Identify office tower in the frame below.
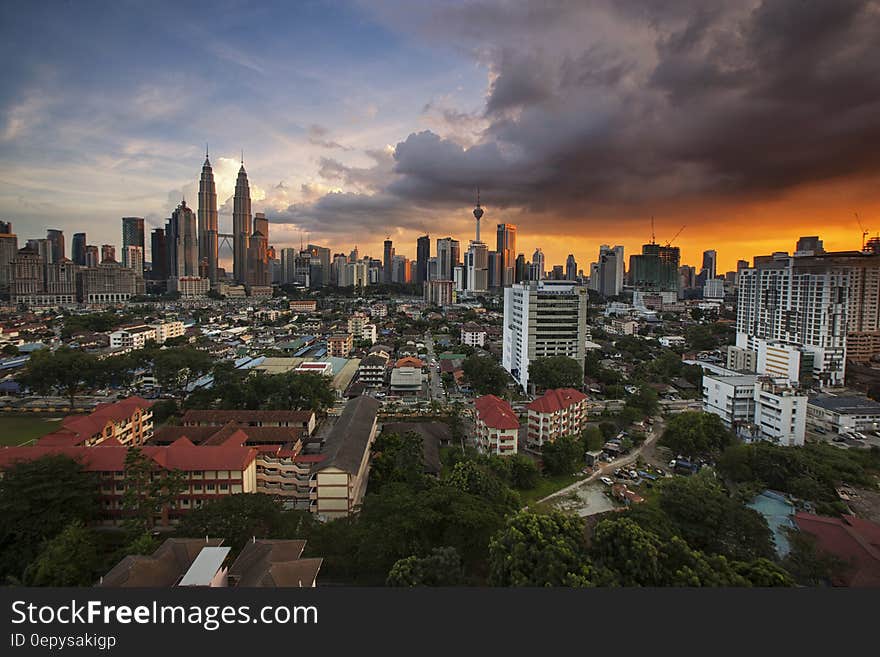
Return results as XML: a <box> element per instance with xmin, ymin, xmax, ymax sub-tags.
<box><xmin>71</xmin><ymin>233</ymin><xmax>86</xmax><ymax>266</ymax></box>
<box><xmin>551</xmin><ymin>265</ymin><xmax>564</xmax><ymax>280</ymax></box>
<box><xmin>416</xmin><ymin>234</ymin><xmax>430</xmax><ymax>285</ymax></box>
<box><xmin>11</xmin><ymin>246</ymin><xmax>44</xmax><ymax>303</ymax></box>
<box><xmin>198</xmin><ymin>148</ymin><xmax>219</xmax><ymax>283</ymax></box>
<box><xmin>427</xmin><ymin>256</ymin><xmax>439</xmax><ymax>281</ymax></box>
<box><xmin>0</xmin><ymin>222</ymin><xmax>17</xmax><ymax>294</ymax></box>
<box><xmin>247</xmin><ymin>212</ymin><xmax>269</xmax><ymax>288</ymax></box>
<box><xmin>704</xmin><ymin>278</ymin><xmax>724</xmax><ymax>299</ymax></box>
<box><xmin>46</xmin><ymin>229</ymin><xmax>65</xmax><ymax>263</ymax></box>
<box><xmin>530</xmin><ymin>248</ymin><xmax>545</xmax><ymax>281</ymax></box>
<box><xmin>85</xmin><ymin>245</ymin><xmax>99</xmax><ymax>268</ymax></box>
<box><xmin>488</xmin><ymin>250</ymin><xmax>502</xmax><ymax>289</ymax></box>
<box><xmin>280</xmin><ymin>248</ymin><xmax>296</xmax><ymax>285</ymax></box>
<box><xmin>796</xmin><ymin>236</ymin><xmax>824</xmax><ymax>255</ymax></box>
<box><xmin>383</xmin><ymin>239</ymin><xmax>394</xmax><ymax>284</ymax></box>
<box><xmin>565</xmin><ymin>254</ymin><xmax>577</xmax><ymax>281</ymax></box>
<box><xmin>679</xmin><ymin>265</ymin><xmax>696</xmax><ymax>296</ymax></box>
<box><xmin>424</xmin><ymin>279</ymin><xmax>454</xmax><ymax>307</ymax></box>
<box><xmin>629</xmin><ymin>243</ymin><xmax>680</xmax><ymax>302</ymax></box>
<box><xmin>515</xmin><ymin>253</ymin><xmax>527</xmax><ymax>283</ymax></box>
<box><xmin>122</xmin><ymin>245</ymin><xmax>144</xmax><ymax>277</ymax></box>
<box><xmin>77</xmin><ymin>260</ymin><xmax>145</xmax><ymax>304</ymax></box>
<box><xmin>167</xmin><ymin>200</ymin><xmax>198</xmax><ymax>278</ymax></box>
<box><xmin>390</xmin><ymin>255</ymin><xmax>410</xmax><ymax>284</ymax></box>
<box><xmin>150</xmin><ymin>229</ymin><xmax>167</xmax><ymax>281</ymax></box>
<box><xmin>496</xmin><ymin>223</ymin><xmax>516</xmax><ymax>286</ymax></box>
<box><xmin>122</xmin><ymin>217</ymin><xmax>145</xmax><ymax>253</ymax></box>
<box><xmin>436</xmin><ymin>237</ymin><xmax>460</xmax><ymax>281</ymax></box>
<box><xmin>232</xmin><ymin>158</ymin><xmax>252</xmax><ymax>283</ymax></box>
<box><xmin>701</xmin><ymin>250</ymin><xmax>717</xmax><ymax>280</ymax></box>
<box><xmin>598</xmin><ymin>245</ymin><xmax>624</xmax><ymax>297</ymax></box>
<box><xmin>588</xmin><ymin>262</ymin><xmax>600</xmax><ymax>291</ymax></box>
<box><xmin>502</xmin><ymin>280</ymin><xmax>589</xmax><ymax>391</ymax></box>
<box><xmin>737</xmin><ymin>252</ymin><xmax>852</xmax><ymax>387</ymax></box>
<box><xmin>101</xmin><ymin>244</ymin><xmax>116</xmax><ymax>263</ymax></box>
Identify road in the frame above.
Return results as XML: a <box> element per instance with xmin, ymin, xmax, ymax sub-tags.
<box><xmin>423</xmin><ymin>330</ymin><xmax>445</xmax><ymax>401</ymax></box>
<box><xmin>531</xmin><ymin>416</ymin><xmax>666</xmax><ymax>507</ymax></box>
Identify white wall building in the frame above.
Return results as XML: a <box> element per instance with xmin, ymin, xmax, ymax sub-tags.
<box><xmin>474</xmin><ymin>394</ymin><xmax>519</xmax><ymax>456</ymax></box>
<box><xmin>460</xmin><ymin>323</ymin><xmax>487</xmax><ymax>347</ymax></box>
<box><xmin>502</xmin><ymin>280</ymin><xmax>589</xmax><ymax>391</ymax></box>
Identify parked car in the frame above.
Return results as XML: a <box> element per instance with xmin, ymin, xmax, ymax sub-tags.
<box><xmin>600</xmin><ymin>476</ymin><xmax>614</xmax><ymax>486</ymax></box>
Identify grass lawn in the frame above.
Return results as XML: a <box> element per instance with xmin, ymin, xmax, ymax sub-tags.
<box><xmin>520</xmin><ymin>472</ymin><xmax>586</xmax><ymax>506</ymax></box>
<box><xmin>0</xmin><ymin>414</ymin><xmax>64</xmax><ymax>446</ymax></box>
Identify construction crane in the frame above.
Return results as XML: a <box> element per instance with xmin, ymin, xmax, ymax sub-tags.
<box><xmin>650</xmin><ymin>216</ymin><xmax>656</xmax><ymax>244</ymax></box>
<box><xmin>666</xmin><ymin>225</ymin><xmax>686</xmax><ymax>247</ymax></box>
<box><xmin>856</xmin><ymin>213</ymin><xmax>869</xmax><ymax>251</ymax></box>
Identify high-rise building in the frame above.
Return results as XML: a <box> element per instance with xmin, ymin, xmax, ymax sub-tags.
<box><xmin>383</xmin><ymin>239</ymin><xmax>394</xmax><ymax>284</ymax></box>
<box><xmin>246</xmin><ymin>212</ymin><xmax>270</xmax><ymax>289</ymax></box>
<box><xmin>502</xmin><ymin>280</ymin><xmax>589</xmax><ymax>391</ymax></box>
<box><xmin>122</xmin><ymin>245</ymin><xmax>144</xmax><ymax>277</ymax></box>
<box><xmin>530</xmin><ymin>248</ymin><xmax>545</xmax><ymax>281</ymax></box>
<box><xmin>46</xmin><ymin>229</ymin><xmax>65</xmax><ymax>263</ymax></box>
<box><xmin>465</xmin><ymin>196</ymin><xmax>489</xmax><ymax>296</ymax></box>
<box><xmin>416</xmin><ymin>234</ymin><xmax>430</xmax><ymax>285</ymax></box>
<box><xmin>150</xmin><ymin>229</ymin><xmax>167</xmax><ymax>281</ymax></box>
<box><xmin>0</xmin><ymin>222</ymin><xmax>18</xmax><ymax>294</ymax></box>
<box><xmin>598</xmin><ymin>245</ymin><xmax>624</xmax><ymax>297</ymax></box>
<box><xmin>796</xmin><ymin>236</ymin><xmax>824</xmax><ymax>256</ymax></box>
<box><xmin>488</xmin><ymin>250</ymin><xmax>502</xmax><ymax>289</ymax></box>
<box><xmin>121</xmin><ymin>217</ymin><xmax>145</xmax><ymax>256</ymax></box>
<box><xmin>496</xmin><ymin>223</ymin><xmax>516</xmax><ymax>287</ymax></box>
<box><xmin>198</xmin><ymin>148</ymin><xmax>219</xmax><ymax>283</ymax></box>
<box><xmin>167</xmin><ymin>200</ymin><xmax>198</xmax><ymax>278</ymax></box>
<box><xmin>232</xmin><ymin>158</ymin><xmax>252</xmax><ymax>283</ymax></box>
<box><xmin>515</xmin><ymin>253</ymin><xmax>527</xmax><ymax>283</ymax></box>
<box><xmin>85</xmin><ymin>245</ymin><xmax>99</xmax><ymax>268</ymax></box>
<box><xmin>701</xmin><ymin>250</ymin><xmax>717</xmax><ymax>280</ymax></box>
<box><xmin>565</xmin><ymin>254</ymin><xmax>577</xmax><ymax>281</ymax></box>
<box><xmin>306</xmin><ymin>244</ymin><xmax>330</xmax><ymax>288</ymax></box>
<box><xmin>737</xmin><ymin>252</ymin><xmax>850</xmax><ymax>387</ymax></box>
<box><xmin>629</xmin><ymin>243</ymin><xmax>680</xmax><ymax>297</ymax></box>
<box><xmin>436</xmin><ymin>237</ymin><xmax>460</xmax><ymax>281</ymax></box>
<box><xmin>101</xmin><ymin>244</ymin><xmax>116</xmax><ymax>263</ymax></box>
<box><xmin>71</xmin><ymin>233</ymin><xmax>86</xmax><ymax>267</ymax></box>
<box><xmin>77</xmin><ymin>260</ymin><xmax>145</xmax><ymax>304</ymax></box>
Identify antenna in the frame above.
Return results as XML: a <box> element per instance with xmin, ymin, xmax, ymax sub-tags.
<box><xmin>650</xmin><ymin>216</ymin><xmax>656</xmax><ymax>244</ymax></box>
<box><xmin>856</xmin><ymin>212</ymin><xmax>868</xmax><ymax>251</ymax></box>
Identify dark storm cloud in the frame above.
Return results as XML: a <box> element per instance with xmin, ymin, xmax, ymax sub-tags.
<box><xmin>287</xmin><ymin>0</ymin><xmax>880</xmax><ymax>234</ymax></box>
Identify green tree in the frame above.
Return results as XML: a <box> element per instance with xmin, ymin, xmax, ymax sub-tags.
<box><xmin>659</xmin><ymin>411</ymin><xmax>733</xmax><ymax>458</ymax></box>
<box><xmin>528</xmin><ymin>356</ymin><xmax>584</xmax><ymax>391</ymax></box>
<box><xmin>370</xmin><ymin>431</ymin><xmax>428</xmax><ymax>492</ymax></box>
<box><xmin>177</xmin><ymin>493</ymin><xmax>314</xmax><ymax>552</ymax></box>
<box><xmin>386</xmin><ymin>547</ymin><xmax>464</xmax><ymax>586</ymax></box>
<box><xmin>488</xmin><ymin>511</ymin><xmax>593</xmax><ymax>586</ymax></box>
<box><xmin>509</xmin><ymin>454</ymin><xmax>540</xmax><ymax>490</ymax></box>
<box><xmin>19</xmin><ymin>347</ymin><xmax>100</xmax><ymax>408</ymax></box>
<box><xmin>120</xmin><ymin>447</ymin><xmax>186</xmax><ymax>535</ymax></box>
<box><xmin>582</xmin><ymin>426</ymin><xmax>604</xmax><ymax>451</ymax></box>
<box><xmin>462</xmin><ymin>355</ymin><xmax>509</xmax><ymax>396</ymax></box>
<box><xmin>540</xmin><ymin>434</ymin><xmax>583</xmax><ymax>475</ymax></box>
<box><xmin>0</xmin><ymin>455</ymin><xmax>96</xmax><ymax>581</ymax></box>
<box><xmin>150</xmin><ymin>346</ymin><xmax>213</xmax><ymax>397</ymax></box>
<box><xmin>25</xmin><ymin>521</ymin><xmax>100</xmax><ymax>587</ymax></box>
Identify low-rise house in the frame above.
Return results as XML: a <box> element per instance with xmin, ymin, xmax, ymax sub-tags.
<box><xmin>527</xmin><ymin>388</ymin><xmax>588</xmax><ymax>448</ymax></box>
<box><xmin>474</xmin><ymin>394</ymin><xmax>519</xmax><ymax>455</ymax></box>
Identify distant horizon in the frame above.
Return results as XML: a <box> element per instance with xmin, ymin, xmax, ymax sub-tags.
<box><xmin>2</xmin><ymin>1</ymin><xmax>878</xmax><ymax>273</ymax></box>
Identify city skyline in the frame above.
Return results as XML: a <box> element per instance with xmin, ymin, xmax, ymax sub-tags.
<box><xmin>2</xmin><ymin>1</ymin><xmax>880</xmax><ymax>273</ymax></box>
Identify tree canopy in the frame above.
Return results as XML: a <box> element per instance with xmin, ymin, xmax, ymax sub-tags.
<box><xmin>462</xmin><ymin>354</ymin><xmax>509</xmax><ymax>396</ymax></box>
<box><xmin>528</xmin><ymin>356</ymin><xmax>584</xmax><ymax>391</ymax></box>
<box><xmin>659</xmin><ymin>411</ymin><xmax>733</xmax><ymax>458</ymax></box>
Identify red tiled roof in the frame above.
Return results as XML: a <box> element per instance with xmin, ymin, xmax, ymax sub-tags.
<box><xmin>474</xmin><ymin>395</ymin><xmax>519</xmax><ymax>430</ymax></box>
<box><xmin>38</xmin><ymin>397</ymin><xmax>154</xmax><ymax>447</ymax></box>
<box><xmin>395</xmin><ymin>356</ymin><xmax>423</xmax><ymax>368</ymax></box>
<box><xmin>527</xmin><ymin>388</ymin><xmax>588</xmax><ymax>414</ymax></box>
<box><xmin>794</xmin><ymin>512</ymin><xmax>880</xmax><ymax>587</ymax></box>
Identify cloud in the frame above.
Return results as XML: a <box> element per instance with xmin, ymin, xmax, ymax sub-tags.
<box><xmin>307</xmin><ymin>124</ymin><xmax>353</xmax><ymax>151</ymax></box>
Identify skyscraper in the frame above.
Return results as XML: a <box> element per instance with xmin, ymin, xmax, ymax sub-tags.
<box><xmin>123</xmin><ymin>245</ymin><xmax>144</xmax><ymax>277</ymax></box>
<box><xmin>167</xmin><ymin>200</ymin><xmax>198</xmax><ymax>278</ymax></box>
<box><xmin>465</xmin><ymin>193</ymin><xmax>489</xmax><ymax>294</ymax></box>
<box><xmin>0</xmin><ymin>222</ymin><xmax>17</xmax><ymax>294</ymax></box>
<box><xmin>46</xmin><ymin>229</ymin><xmax>64</xmax><ymax>263</ymax></box>
<box><xmin>150</xmin><ymin>229</ymin><xmax>167</xmax><ymax>280</ymax></box>
<box><xmin>101</xmin><ymin>244</ymin><xmax>116</xmax><ymax>263</ymax></box>
<box><xmin>198</xmin><ymin>148</ymin><xmax>219</xmax><ymax>283</ymax></box>
<box><xmin>85</xmin><ymin>245</ymin><xmax>99</xmax><ymax>268</ymax></box>
<box><xmin>436</xmin><ymin>237</ymin><xmax>460</xmax><ymax>281</ymax></box>
<box><xmin>629</xmin><ymin>243</ymin><xmax>680</xmax><ymax>299</ymax></box>
<box><xmin>496</xmin><ymin>223</ymin><xmax>516</xmax><ymax>287</ymax></box>
<box><xmin>383</xmin><ymin>239</ymin><xmax>394</xmax><ymax>284</ymax></box>
<box><xmin>307</xmin><ymin>244</ymin><xmax>330</xmax><ymax>287</ymax></box>
<box><xmin>232</xmin><ymin>157</ymin><xmax>252</xmax><ymax>283</ymax></box>
<box><xmin>530</xmin><ymin>248</ymin><xmax>545</xmax><ymax>281</ymax></box>
<box><xmin>247</xmin><ymin>212</ymin><xmax>270</xmax><ymax>288</ymax></box>
<box><xmin>122</xmin><ymin>217</ymin><xmax>145</xmax><ymax>254</ymax></box>
<box><xmin>565</xmin><ymin>254</ymin><xmax>577</xmax><ymax>281</ymax></box>
<box><xmin>416</xmin><ymin>234</ymin><xmax>430</xmax><ymax>285</ymax></box>
<box><xmin>71</xmin><ymin>233</ymin><xmax>86</xmax><ymax>267</ymax></box>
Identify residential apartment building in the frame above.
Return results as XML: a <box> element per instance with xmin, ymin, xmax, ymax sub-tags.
<box><xmin>502</xmin><ymin>280</ymin><xmax>589</xmax><ymax>391</ymax></box>
<box><xmin>358</xmin><ymin>353</ymin><xmax>389</xmax><ymax>388</ymax></box>
<box><xmin>77</xmin><ymin>260</ymin><xmax>145</xmax><ymax>304</ymax></box>
<box><xmin>526</xmin><ymin>388</ymin><xmax>588</xmax><ymax>448</ymax></box>
<box><xmin>424</xmin><ymin>279</ymin><xmax>454</xmax><ymax>307</ymax></box>
<box><xmin>109</xmin><ymin>325</ymin><xmax>156</xmax><ymax>350</ymax></box>
<box><xmin>327</xmin><ymin>333</ymin><xmax>353</xmax><ymax>358</ymax></box>
<box><xmin>460</xmin><ymin>322</ymin><xmax>487</xmax><ymax>347</ymax></box>
<box><xmin>474</xmin><ymin>394</ymin><xmax>519</xmax><ymax>455</ymax></box>
<box><xmin>38</xmin><ymin>396</ymin><xmax>155</xmax><ymax>447</ymax></box>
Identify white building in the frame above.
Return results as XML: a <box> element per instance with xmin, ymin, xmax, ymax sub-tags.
<box><xmin>460</xmin><ymin>323</ymin><xmax>486</xmax><ymax>347</ymax></box>
<box><xmin>151</xmin><ymin>320</ymin><xmax>185</xmax><ymax>344</ymax></box>
<box><xmin>169</xmin><ymin>276</ymin><xmax>210</xmax><ymax>298</ymax></box>
<box><xmin>702</xmin><ymin>373</ymin><xmax>806</xmax><ymax>446</ymax></box>
<box><xmin>474</xmin><ymin>394</ymin><xmax>519</xmax><ymax>455</ymax></box>
<box><xmin>526</xmin><ymin>388</ymin><xmax>588</xmax><ymax>448</ymax></box>
<box><xmin>737</xmin><ymin>253</ymin><xmax>849</xmax><ymax>387</ymax></box>
<box><xmin>502</xmin><ymin>280</ymin><xmax>588</xmax><ymax>391</ymax></box>
<box><xmin>756</xmin><ymin>340</ymin><xmax>812</xmax><ymax>385</ymax></box>
<box><xmin>704</xmin><ymin>278</ymin><xmax>724</xmax><ymax>299</ymax></box>
<box><xmin>109</xmin><ymin>325</ymin><xmax>157</xmax><ymax>349</ymax></box>
<box><xmin>658</xmin><ymin>336</ymin><xmax>686</xmax><ymax>348</ymax></box>
<box><xmin>807</xmin><ymin>394</ymin><xmax>880</xmax><ymax>435</ymax></box>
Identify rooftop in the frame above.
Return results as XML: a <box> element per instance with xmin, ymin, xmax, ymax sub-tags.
<box><xmin>475</xmin><ymin>394</ymin><xmax>519</xmax><ymax>430</ymax></box>
<box><xmin>808</xmin><ymin>394</ymin><xmax>880</xmax><ymax>414</ymax></box>
<box><xmin>528</xmin><ymin>388</ymin><xmax>588</xmax><ymax>413</ymax></box>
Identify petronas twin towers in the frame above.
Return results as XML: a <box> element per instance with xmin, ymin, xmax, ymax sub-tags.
<box><xmin>196</xmin><ymin>148</ymin><xmax>263</xmax><ymax>286</ymax></box>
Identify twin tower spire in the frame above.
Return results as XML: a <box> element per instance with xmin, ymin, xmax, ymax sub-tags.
<box><xmin>197</xmin><ymin>146</ymin><xmax>251</xmax><ymax>284</ymax></box>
